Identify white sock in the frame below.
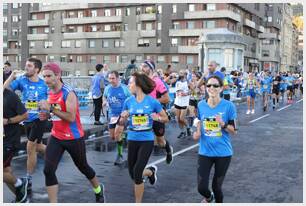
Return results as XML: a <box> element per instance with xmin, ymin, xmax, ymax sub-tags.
<box><xmin>14</xmin><ymin>178</ymin><xmax>22</xmax><ymax>187</ymax></box>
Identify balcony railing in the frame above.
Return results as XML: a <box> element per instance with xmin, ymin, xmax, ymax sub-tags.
<box><xmin>63</xmin><ymin>31</ymin><xmax>121</xmax><ymax>39</ymax></box>
<box><xmin>27</xmin><ymin>19</ymin><xmax>49</xmax><ymax>27</ymax></box>
<box><xmin>27</xmin><ymin>34</ymin><xmax>48</xmax><ymax>40</ymax></box>
<box><xmin>184</xmin><ymin>10</ymin><xmax>241</xmax><ymax>22</ymax></box>
<box><xmin>63</xmin><ymin>16</ymin><xmax>122</xmax><ymax>25</ymax></box>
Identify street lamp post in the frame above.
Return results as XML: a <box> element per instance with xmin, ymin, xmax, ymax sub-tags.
<box><xmin>201</xmin><ymin>43</ymin><xmax>204</xmax><ymax>73</ymax></box>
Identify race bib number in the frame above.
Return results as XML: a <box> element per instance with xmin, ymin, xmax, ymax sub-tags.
<box><xmin>25</xmin><ymin>101</ymin><xmax>38</xmax><ymax>111</ymax></box>
<box><xmin>110</xmin><ymin>116</ymin><xmax>119</xmax><ymax>124</ymax></box>
<box><xmin>132</xmin><ymin>115</ymin><xmax>149</xmax><ymax>127</ymax></box>
<box><xmin>203</xmin><ymin>119</ymin><xmax>222</xmax><ymax>137</ymax></box>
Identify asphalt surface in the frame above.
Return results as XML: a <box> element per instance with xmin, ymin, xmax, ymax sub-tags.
<box><xmin>3</xmin><ymin>95</ymin><xmax>303</xmax><ymax>203</ymax></box>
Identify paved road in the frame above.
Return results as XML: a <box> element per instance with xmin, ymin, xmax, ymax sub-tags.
<box><xmin>4</xmin><ymin>96</ymin><xmax>303</xmax><ymax>203</ymax></box>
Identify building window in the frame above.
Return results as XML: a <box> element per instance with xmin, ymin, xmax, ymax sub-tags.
<box><xmin>187</xmin><ymin>21</ymin><xmax>195</xmax><ymax>29</ymax></box>
<box><xmin>136</xmin><ymin>7</ymin><xmax>141</xmax><ymax>15</ymax></box>
<box><xmin>104</xmin><ymin>25</ymin><xmax>111</xmax><ymax>31</ymax></box>
<box><xmin>157</xmin><ymin>22</ymin><xmax>162</xmax><ymax>30</ymax></box>
<box><xmin>262</xmin><ymin>50</ymin><xmax>269</xmax><ymax>57</ymax></box>
<box><xmin>136</xmin><ymin>55</ymin><xmax>143</xmax><ymax>62</ymax></box>
<box><xmin>12</xmin><ymin>3</ymin><xmax>19</xmax><ymax>8</ymax></box>
<box><xmin>78</xmin><ymin>11</ymin><xmax>83</xmax><ymax>18</ymax></box>
<box><xmin>172</xmin><ymin>56</ymin><xmax>179</xmax><ymax>63</ymax></box>
<box><xmin>45</xmin><ymin>13</ymin><xmax>50</xmax><ymax>20</ymax></box>
<box><xmin>89</xmin><ymin>40</ymin><xmax>96</xmax><ymax>48</ymax></box>
<box><xmin>102</xmin><ymin>40</ymin><xmax>109</xmax><ymax>48</ymax></box>
<box><xmin>145</xmin><ymin>6</ymin><xmax>154</xmax><ymax>14</ymax></box>
<box><xmin>44</xmin><ymin>41</ymin><xmax>53</xmax><ymax>48</ymax></box>
<box><xmin>138</xmin><ymin>39</ymin><xmax>150</xmax><ymax>47</ymax></box>
<box><xmin>188</xmin><ymin>4</ymin><xmax>195</xmax><ymax>12</ymax></box>
<box><xmin>90</xmin><ymin>56</ymin><xmax>96</xmax><ymax>64</ymax></box>
<box><xmin>4</xmin><ymin>16</ymin><xmax>8</xmax><ymax>23</ymax></box>
<box><xmin>120</xmin><ymin>40</ymin><xmax>125</xmax><ymax>47</ymax></box>
<box><xmin>158</xmin><ymin>5</ymin><xmax>162</xmax><ymax>14</ymax></box>
<box><xmin>121</xmin><ymin>55</ymin><xmax>128</xmax><ymax>63</ymax></box>
<box><xmin>204</xmin><ymin>20</ymin><xmax>215</xmax><ymax>29</ymax></box>
<box><xmin>91</xmin><ymin>25</ymin><xmax>97</xmax><ymax>32</ymax></box>
<box><xmin>44</xmin><ymin>27</ymin><xmax>50</xmax><ymax>33</ymax></box>
<box><xmin>124</xmin><ymin>24</ymin><xmax>128</xmax><ymax>31</ymax></box>
<box><xmin>172</xmin><ymin>4</ymin><xmax>177</xmax><ymax>13</ymax></box>
<box><xmin>4</xmin><ymin>3</ymin><xmax>8</xmax><ymax>9</ymax></box>
<box><xmin>31</xmin><ymin>28</ymin><xmax>37</xmax><ymax>34</ymax></box>
<box><xmin>12</xmin><ymin>16</ymin><xmax>19</xmax><ymax>22</ymax></box>
<box><xmin>207</xmin><ymin>4</ymin><xmax>216</xmax><ymax>11</ymax></box>
<box><xmin>75</xmin><ymin>40</ymin><xmax>81</xmax><ymax>48</ymax></box>
<box><xmin>116</xmin><ymin>8</ymin><xmax>122</xmax><ymax>16</ymax></box>
<box><xmin>51</xmin><ymin>27</ymin><xmax>55</xmax><ymax>33</ymax></box>
<box><xmin>31</xmin><ymin>14</ymin><xmax>37</xmax><ymax>20</ymax></box>
<box><xmin>49</xmin><ymin>55</ymin><xmax>55</xmax><ymax>62</ymax></box>
<box><xmin>171</xmin><ymin>38</ymin><xmax>178</xmax><ymax>46</ymax></box>
<box><xmin>3</xmin><ymin>42</ymin><xmax>8</xmax><ymax>48</ymax></box>
<box><xmin>224</xmin><ymin>49</ymin><xmax>233</xmax><ymax>68</ymax></box>
<box><xmin>146</xmin><ymin>23</ymin><xmax>152</xmax><ymax>30</ymax></box>
<box><xmin>126</xmin><ymin>8</ymin><xmax>130</xmax><ymax>16</ymax></box>
<box><xmin>76</xmin><ymin>56</ymin><xmax>82</xmax><ymax>62</ymax></box>
<box><xmin>60</xmin><ymin>56</ymin><xmax>67</xmax><ymax>62</ymax></box>
<box><xmin>29</xmin><ymin>41</ymin><xmax>35</xmax><ymax>48</ymax></box>
<box><xmin>173</xmin><ymin>22</ymin><xmax>180</xmax><ymax>29</ymax></box>
<box><xmin>104</xmin><ymin>9</ymin><xmax>111</xmax><ymax>17</ymax></box>
<box><xmin>12</xmin><ymin>29</ymin><xmax>18</xmax><ymax>36</ymax></box>
<box><xmin>61</xmin><ymin>40</ymin><xmax>71</xmax><ymax>48</ymax></box>
<box><xmin>114</xmin><ymin>40</ymin><xmax>120</xmax><ymax>48</ymax></box>
<box><xmin>157</xmin><ymin>38</ymin><xmax>161</xmax><ymax>46</ymax></box>
<box><xmin>137</xmin><ymin>23</ymin><xmax>141</xmax><ymax>31</ymax></box>
<box><xmin>187</xmin><ymin>56</ymin><xmax>193</xmax><ymax>64</ymax></box>
<box><xmin>268</xmin><ymin>16</ymin><xmax>272</xmax><ymax>22</ymax></box>
<box><xmin>255</xmin><ymin>3</ymin><xmax>260</xmax><ymax>10</ymax></box>
<box><xmin>91</xmin><ymin>10</ymin><xmax>97</xmax><ymax>17</ymax></box>
<box><xmin>103</xmin><ymin>55</ymin><xmax>110</xmax><ymax>63</ymax></box>
<box><xmin>208</xmin><ymin>48</ymin><xmax>221</xmax><ymax>64</ymax></box>
<box><xmin>116</xmin><ymin>55</ymin><xmax>120</xmax><ymax>63</ymax></box>
<box><xmin>157</xmin><ymin>55</ymin><xmax>165</xmax><ymax>63</ymax></box>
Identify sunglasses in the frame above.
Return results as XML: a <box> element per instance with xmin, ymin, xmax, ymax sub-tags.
<box><xmin>206</xmin><ymin>84</ymin><xmax>220</xmax><ymax>88</ymax></box>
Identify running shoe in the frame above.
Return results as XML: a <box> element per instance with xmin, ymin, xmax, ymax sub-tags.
<box><xmin>95</xmin><ymin>184</ymin><xmax>105</xmax><ymax>203</ymax></box>
<box><xmin>246</xmin><ymin>110</ymin><xmax>251</xmax><ymax>114</ymax></box>
<box><xmin>201</xmin><ymin>192</ymin><xmax>214</xmax><ymax>203</ymax></box>
<box><xmin>166</xmin><ymin>146</ymin><xmax>173</xmax><ymax>164</ymax></box>
<box><xmin>114</xmin><ymin>155</ymin><xmax>124</xmax><ymax>166</ymax></box>
<box><xmin>15</xmin><ymin>178</ymin><xmax>28</xmax><ymax>203</ymax></box>
<box><xmin>147</xmin><ymin>165</ymin><xmax>158</xmax><ymax>185</ymax></box>
<box><xmin>177</xmin><ymin>132</ymin><xmax>186</xmax><ymax>139</ymax></box>
<box><xmin>251</xmin><ymin>109</ymin><xmax>255</xmax><ymax>114</ymax></box>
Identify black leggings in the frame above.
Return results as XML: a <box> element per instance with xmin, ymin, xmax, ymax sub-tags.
<box><xmin>198</xmin><ymin>155</ymin><xmax>231</xmax><ymax>203</ymax></box>
<box><xmin>44</xmin><ymin>136</ymin><xmax>96</xmax><ymax>186</ymax></box>
<box><xmin>128</xmin><ymin>140</ymin><xmax>154</xmax><ymax>185</ymax></box>
<box><xmin>93</xmin><ymin>96</ymin><xmax>103</xmax><ymax>121</ymax></box>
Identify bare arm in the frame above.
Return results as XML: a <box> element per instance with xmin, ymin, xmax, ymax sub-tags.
<box><xmin>3</xmin><ymin>112</ymin><xmax>28</xmax><ymax>125</ymax></box>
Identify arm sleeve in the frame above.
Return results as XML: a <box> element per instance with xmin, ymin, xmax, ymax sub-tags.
<box><xmin>10</xmin><ymin>78</ymin><xmax>21</xmax><ymax>91</ymax></box>
<box><xmin>122</xmin><ymin>98</ymin><xmax>129</xmax><ymax>111</ymax></box>
<box><xmin>154</xmin><ymin>99</ymin><xmax>163</xmax><ymax>113</ymax></box>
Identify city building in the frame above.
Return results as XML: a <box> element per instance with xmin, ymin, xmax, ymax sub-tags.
<box><xmin>2</xmin><ymin>3</ymin><xmax>301</xmax><ymax>75</ymax></box>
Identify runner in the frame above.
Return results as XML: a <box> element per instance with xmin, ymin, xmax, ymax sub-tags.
<box><xmin>193</xmin><ymin>75</ymin><xmax>237</xmax><ymax>203</ymax></box>
<box><xmin>245</xmin><ymin>72</ymin><xmax>259</xmax><ymax>114</ymax></box>
<box><xmin>103</xmin><ymin>70</ymin><xmax>131</xmax><ymax>165</ymax></box>
<box><xmin>38</xmin><ymin>63</ymin><xmax>105</xmax><ymax>203</ymax></box>
<box><xmin>220</xmin><ymin>67</ymin><xmax>233</xmax><ymax>101</ymax></box>
<box><xmin>91</xmin><ymin>64</ymin><xmax>105</xmax><ymax>125</ymax></box>
<box><xmin>3</xmin><ymin>79</ymin><xmax>29</xmax><ymax>203</ymax></box>
<box><xmin>279</xmin><ymin>72</ymin><xmax>287</xmax><ymax>103</ymax></box>
<box><xmin>174</xmin><ymin>70</ymin><xmax>191</xmax><ymax>138</ymax></box>
<box><xmin>271</xmin><ymin>72</ymin><xmax>282</xmax><ymax>110</ymax></box>
<box><xmin>115</xmin><ymin>72</ymin><xmax>169</xmax><ymax>202</ymax></box>
<box><xmin>285</xmin><ymin>72</ymin><xmax>295</xmax><ymax>104</ymax></box>
<box><xmin>141</xmin><ymin>60</ymin><xmax>174</xmax><ymax>164</ymax></box>
<box><xmin>4</xmin><ymin>58</ymin><xmax>48</xmax><ymax>195</ymax></box>
<box><xmin>260</xmin><ymin>71</ymin><xmax>273</xmax><ymax>111</ymax></box>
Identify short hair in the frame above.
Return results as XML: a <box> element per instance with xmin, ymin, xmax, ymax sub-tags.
<box><xmin>206</xmin><ymin>75</ymin><xmax>224</xmax><ymax>87</ymax></box>
<box><xmin>4</xmin><ymin>61</ymin><xmax>11</xmax><ymax>67</ymax></box>
<box><xmin>27</xmin><ymin>57</ymin><xmax>42</xmax><ymax>72</ymax></box>
<box><xmin>132</xmin><ymin>72</ymin><xmax>156</xmax><ymax>94</ymax></box>
<box><xmin>131</xmin><ymin>59</ymin><xmax>136</xmax><ymax>64</ymax></box>
<box><xmin>108</xmin><ymin>70</ymin><xmax>119</xmax><ymax>78</ymax></box>
<box><xmin>220</xmin><ymin>67</ymin><xmax>226</xmax><ymax>72</ymax></box>
<box><xmin>95</xmin><ymin>64</ymin><xmax>104</xmax><ymax>72</ymax></box>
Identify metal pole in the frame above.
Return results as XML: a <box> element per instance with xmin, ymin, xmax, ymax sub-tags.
<box><xmin>201</xmin><ymin>43</ymin><xmax>204</xmax><ymax>73</ymax></box>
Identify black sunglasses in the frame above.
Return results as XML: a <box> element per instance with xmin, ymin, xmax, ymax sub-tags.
<box><xmin>206</xmin><ymin>84</ymin><xmax>220</xmax><ymax>88</ymax></box>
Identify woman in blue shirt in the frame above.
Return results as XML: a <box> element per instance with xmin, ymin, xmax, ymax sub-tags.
<box><xmin>193</xmin><ymin>75</ymin><xmax>237</xmax><ymax>203</ymax></box>
<box><xmin>115</xmin><ymin>72</ymin><xmax>169</xmax><ymax>203</ymax></box>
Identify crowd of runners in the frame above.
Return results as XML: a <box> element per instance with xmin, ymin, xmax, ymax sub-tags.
<box><xmin>3</xmin><ymin>58</ymin><xmax>303</xmax><ymax>203</ymax></box>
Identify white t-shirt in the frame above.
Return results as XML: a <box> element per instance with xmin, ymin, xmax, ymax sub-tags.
<box><xmin>174</xmin><ymin>80</ymin><xmax>190</xmax><ymax>107</ymax></box>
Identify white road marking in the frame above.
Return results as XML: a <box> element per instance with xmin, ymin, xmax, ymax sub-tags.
<box><xmin>147</xmin><ymin>143</ymin><xmax>199</xmax><ymax>167</ymax></box>
<box><xmin>249</xmin><ymin>114</ymin><xmax>270</xmax><ymax>123</ymax></box>
<box><xmin>277</xmin><ymin>105</ymin><xmax>291</xmax><ymax>112</ymax></box>
<box><xmin>296</xmin><ymin>99</ymin><xmax>303</xmax><ymax>103</ymax></box>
